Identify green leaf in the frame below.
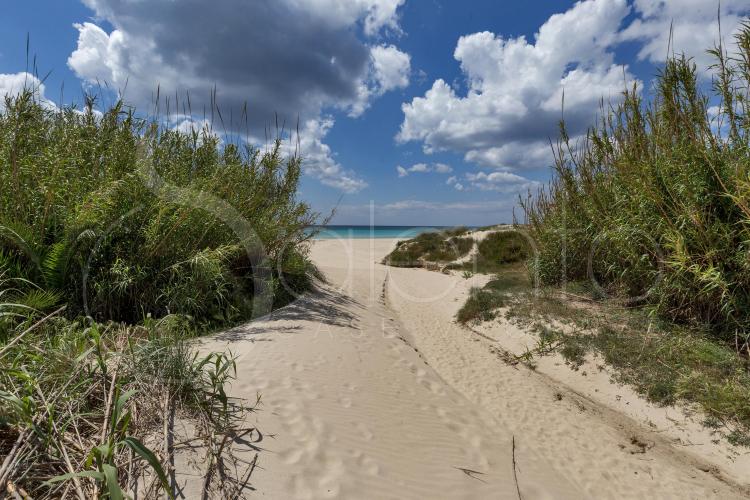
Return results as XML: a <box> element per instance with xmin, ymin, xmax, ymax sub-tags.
<box><xmin>122</xmin><ymin>436</ymin><xmax>174</xmax><ymax>499</ymax></box>
<box><xmin>102</xmin><ymin>464</ymin><xmax>124</xmax><ymax>500</ymax></box>
<box><xmin>44</xmin><ymin>469</ymin><xmax>105</xmax><ymax>485</ymax></box>
<box><xmin>111</xmin><ymin>388</ymin><xmax>136</xmax><ymax>429</ymax></box>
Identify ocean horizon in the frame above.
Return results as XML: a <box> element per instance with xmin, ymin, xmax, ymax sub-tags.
<box><xmin>307</xmin><ymin>225</ymin><xmax>454</xmax><ymax>239</ymax></box>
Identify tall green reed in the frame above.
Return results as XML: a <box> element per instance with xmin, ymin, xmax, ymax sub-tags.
<box><xmin>521</xmin><ymin>22</ymin><xmax>750</xmax><ymax>344</ymax></box>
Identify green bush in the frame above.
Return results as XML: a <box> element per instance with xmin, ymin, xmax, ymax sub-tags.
<box><xmin>456</xmin><ymin>287</ymin><xmax>505</xmax><ymax>324</ymax></box>
<box><xmin>477</xmin><ymin>231</ymin><xmax>529</xmax><ymax>264</ymax></box>
<box><xmin>521</xmin><ymin>23</ymin><xmax>750</xmax><ymax>341</ymax></box>
<box><xmin>0</xmin><ymin>92</ymin><xmax>316</xmax><ymax>327</ymax></box>
<box><xmin>0</xmin><ymin>90</ymin><xmax>316</xmax><ymax>496</ymax></box>
<box><xmin>384</xmin><ymin>230</ymin><xmax>473</xmax><ymax>267</ymax></box>
<box><xmin>447</xmin><ymin>231</ymin><xmax>530</xmax><ymax>274</ymax></box>
<box><xmin>455</xmin><ymin>262</ymin><xmax>529</xmax><ymax>324</ymax></box>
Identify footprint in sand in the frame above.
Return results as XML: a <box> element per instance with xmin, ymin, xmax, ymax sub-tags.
<box><xmin>351</xmin><ymin>450</ymin><xmax>381</xmax><ymax>476</ymax></box>
<box><xmin>355</xmin><ymin>422</ymin><xmax>374</xmax><ymax>441</ymax></box>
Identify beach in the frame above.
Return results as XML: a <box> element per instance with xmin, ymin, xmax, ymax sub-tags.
<box><xmin>169</xmin><ymin>237</ymin><xmax>748</xmax><ymax>499</ymax></box>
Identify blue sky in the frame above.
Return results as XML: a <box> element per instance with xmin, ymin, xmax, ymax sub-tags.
<box><xmin>2</xmin><ymin>1</ymin><xmax>749</xmax><ymax>226</ymax></box>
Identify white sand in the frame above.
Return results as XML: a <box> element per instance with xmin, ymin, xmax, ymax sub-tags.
<box><xmin>177</xmin><ymin>238</ymin><xmax>747</xmax><ymax>499</ymax></box>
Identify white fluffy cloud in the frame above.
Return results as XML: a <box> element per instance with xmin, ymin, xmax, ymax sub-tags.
<box><xmin>434</xmin><ymin>163</ymin><xmax>452</xmax><ymax>173</ymax></box>
<box><xmin>286</xmin><ymin>117</ymin><xmax>368</xmax><ymax>193</ymax></box>
<box><xmin>445</xmin><ymin>170</ymin><xmax>539</xmax><ymax>193</ymax></box>
<box><xmin>350</xmin><ymin>44</ymin><xmax>411</xmax><ymax>117</ymax></box>
<box><xmin>397</xmin><ymin>0</ymin><xmax>750</xmax><ymax>179</ymax></box>
<box><xmin>396</xmin><ymin>162</ymin><xmax>453</xmax><ymax>177</ymax></box>
<box><xmin>446</xmin><ymin>176</ymin><xmax>464</xmax><ymax>191</ymax></box>
<box><xmin>371</xmin><ymin>45</ymin><xmax>411</xmax><ymax>92</ymax></box>
<box><xmin>621</xmin><ymin>0</ymin><xmax>750</xmax><ymax>71</ymax></box>
<box><xmin>397</xmin><ymin>0</ymin><xmax>635</xmax><ymax>172</ymax></box>
<box><xmin>68</xmin><ymin>0</ymin><xmax>408</xmax><ymax>193</ymax></box>
<box><xmin>0</xmin><ymin>72</ymin><xmax>57</xmax><ymax>111</ymax></box>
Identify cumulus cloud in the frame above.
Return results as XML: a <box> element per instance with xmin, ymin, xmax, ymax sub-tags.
<box><xmin>68</xmin><ymin>0</ymin><xmax>407</xmax><ymax>192</ymax></box>
<box><xmin>349</xmin><ymin>44</ymin><xmax>411</xmax><ymax>117</ymax></box>
<box><xmin>397</xmin><ymin>0</ymin><xmax>750</xmax><ymax>179</ymax></box>
<box><xmin>285</xmin><ymin>117</ymin><xmax>368</xmax><ymax>193</ymax></box>
<box><xmin>446</xmin><ymin>175</ymin><xmax>466</xmax><ymax>191</ymax></box>
<box><xmin>284</xmin><ymin>0</ymin><xmax>405</xmax><ymax>36</ymax></box>
<box><xmin>444</xmin><ymin>170</ymin><xmax>539</xmax><ymax>193</ymax></box>
<box><xmin>371</xmin><ymin>45</ymin><xmax>411</xmax><ymax>92</ymax></box>
<box><xmin>396</xmin><ymin>162</ymin><xmax>453</xmax><ymax>177</ymax></box>
<box><xmin>0</xmin><ymin>72</ymin><xmax>57</xmax><ymax>111</ymax></box>
<box><xmin>621</xmin><ymin>0</ymin><xmax>750</xmax><ymax>71</ymax></box>
<box><xmin>397</xmin><ymin>0</ymin><xmax>635</xmax><ymax>172</ymax></box>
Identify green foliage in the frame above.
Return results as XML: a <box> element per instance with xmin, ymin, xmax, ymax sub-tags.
<box><xmin>478</xmin><ymin>231</ymin><xmax>530</xmax><ymax>265</ymax></box>
<box><xmin>507</xmin><ymin>296</ymin><xmax>750</xmax><ymax>441</ymax></box>
<box><xmin>446</xmin><ymin>231</ymin><xmax>530</xmax><ymax>274</ymax></box>
<box><xmin>0</xmin><ymin>92</ymin><xmax>316</xmax><ymax>327</ymax></box>
<box><xmin>0</xmin><ymin>310</ymin><xmax>254</xmax><ymax>497</ymax></box>
<box><xmin>0</xmin><ymin>89</ymin><xmax>315</xmax><ymax>496</ymax></box>
<box><xmin>456</xmin><ymin>287</ymin><xmax>506</xmax><ymax>324</ymax></box>
<box><xmin>521</xmin><ymin>24</ymin><xmax>750</xmax><ymax>340</ymax></box>
<box><xmin>384</xmin><ymin>230</ymin><xmax>474</xmax><ymax>267</ymax></box>
<box><xmin>456</xmin><ymin>263</ymin><xmax>529</xmax><ymax>324</ymax></box>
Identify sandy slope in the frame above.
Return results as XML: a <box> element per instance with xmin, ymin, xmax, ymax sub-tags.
<box><xmin>177</xmin><ymin>238</ymin><xmax>746</xmax><ymax>499</ymax></box>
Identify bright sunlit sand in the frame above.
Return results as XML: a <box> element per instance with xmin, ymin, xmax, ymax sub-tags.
<box><xmin>5</xmin><ymin>2</ymin><xmax>750</xmax><ymax>498</ymax></box>
<box><xmin>173</xmin><ymin>236</ymin><xmax>747</xmax><ymax>499</ymax></box>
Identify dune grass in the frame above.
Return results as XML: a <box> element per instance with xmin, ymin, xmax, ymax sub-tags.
<box><xmin>0</xmin><ymin>89</ymin><xmax>317</xmax><ymax>497</ymax></box>
<box><xmin>0</xmin><ymin>91</ymin><xmax>316</xmax><ymax>326</ymax></box>
<box><xmin>447</xmin><ymin>230</ymin><xmax>531</xmax><ymax>274</ymax></box>
<box><xmin>456</xmin><ymin>26</ymin><xmax>750</xmax><ymax>443</ymax></box>
<box><xmin>521</xmin><ymin>23</ymin><xmax>750</xmax><ymax>345</ymax></box>
<box><xmin>384</xmin><ymin>229</ymin><xmax>473</xmax><ymax>267</ymax></box>
<box><xmin>456</xmin><ymin>262</ymin><xmax>529</xmax><ymax>324</ymax></box>
<box><xmin>504</xmin><ymin>292</ymin><xmax>750</xmax><ymax>445</ymax></box>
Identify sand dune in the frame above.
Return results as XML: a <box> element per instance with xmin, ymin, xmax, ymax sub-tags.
<box><xmin>177</xmin><ymin>238</ymin><xmax>746</xmax><ymax>499</ymax></box>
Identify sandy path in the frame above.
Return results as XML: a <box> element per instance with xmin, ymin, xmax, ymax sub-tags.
<box><xmin>177</xmin><ymin>238</ymin><xmax>746</xmax><ymax>499</ymax></box>
<box><xmin>385</xmin><ymin>252</ymin><xmax>747</xmax><ymax>499</ymax></box>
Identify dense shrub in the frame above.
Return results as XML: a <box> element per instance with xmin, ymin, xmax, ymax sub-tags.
<box><xmin>0</xmin><ymin>91</ymin><xmax>316</xmax><ymax>327</ymax></box>
<box><xmin>446</xmin><ymin>231</ymin><xmax>530</xmax><ymax>274</ymax></box>
<box><xmin>384</xmin><ymin>230</ymin><xmax>473</xmax><ymax>267</ymax></box>
<box><xmin>521</xmin><ymin>24</ymin><xmax>750</xmax><ymax>341</ymax></box>
<box><xmin>477</xmin><ymin>231</ymin><xmax>529</xmax><ymax>265</ymax></box>
<box><xmin>0</xmin><ymin>90</ymin><xmax>317</xmax><ymax>496</ymax></box>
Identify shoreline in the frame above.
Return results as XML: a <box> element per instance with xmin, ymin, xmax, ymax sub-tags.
<box><xmin>176</xmin><ymin>237</ymin><xmax>747</xmax><ymax>499</ymax></box>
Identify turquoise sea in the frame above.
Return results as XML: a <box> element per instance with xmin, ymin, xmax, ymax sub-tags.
<box><xmin>307</xmin><ymin>225</ymin><xmax>448</xmax><ymax>239</ymax></box>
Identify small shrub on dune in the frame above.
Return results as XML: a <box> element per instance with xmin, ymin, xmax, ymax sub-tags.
<box><xmin>477</xmin><ymin>231</ymin><xmax>529</xmax><ymax>264</ymax></box>
<box><xmin>384</xmin><ymin>229</ymin><xmax>473</xmax><ymax>267</ymax></box>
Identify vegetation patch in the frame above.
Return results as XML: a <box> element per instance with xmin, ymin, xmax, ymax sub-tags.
<box><xmin>456</xmin><ymin>262</ymin><xmax>529</xmax><ymax>324</ymax></box>
<box><xmin>0</xmin><ymin>313</ymin><xmax>254</xmax><ymax>498</ymax></box>
<box><xmin>520</xmin><ymin>25</ymin><xmax>750</xmax><ymax>344</ymax></box>
<box><xmin>384</xmin><ymin>228</ymin><xmax>473</xmax><ymax>267</ymax></box>
<box><xmin>503</xmin><ymin>293</ymin><xmax>750</xmax><ymax>445</ymax></box>
<box><xmin>453</xmin><ymin>26</ymin><xmax>750</xmax><ymax>446</ymax></box>
<box><xmin>0</xmin><ymin>90</ymin><xmax>317</xmax><ymax>496</ymax></box>
<box><xmin>447</xmin><ymin>230</ymin><xmax>530</xmax><ymax>274</ymax></box>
